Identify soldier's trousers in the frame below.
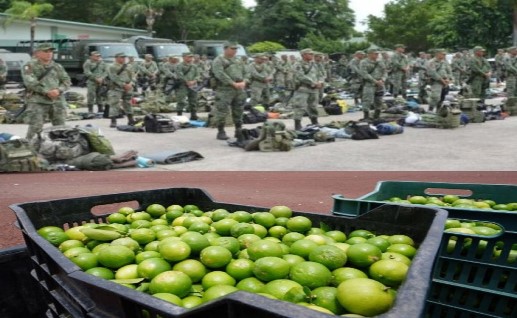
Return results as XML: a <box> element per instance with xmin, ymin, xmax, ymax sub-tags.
<box><xmin>506</xmin><ymin>75</ymin><xmax>516</xmax><ymax>98</ymax></box>
<box><xmin>25</xmin><ymin>101</ymin><xmax>66</xmax><ymax>140</ymax></box>
<box><xmin>249</xmin><ymin>85</ymin><xmax>270</xmax><ymax>107</ymax></box>
<box><xmin>176</xmin><ymin>86</ymin><xmax>198</xmax><ymax>113</ymax></box>
<box><xmin>428</xmin><ymin>82</ymin><xmax>445</xmax><ymax>111</ymax></box>
<box><xmin>214</xmin><ymin>86</ymin><xmax>247</xmax><ymax>126</ymax></box>
<box><xmin>391</xmin><ymin>72</ymin><xmax>406</xmax><ymax>97</ymax></box>
<box><xmin>470</xmin><ymin>77</ymin><xmax>487</xmax><ymax>99</ymax></box>
<box><xmin>361</xmin><ymin>84</ymin><xmax>382</xmax><ymax>112</ymax></box>
<box><xmin>86</xmin><ymin>80</ymin><xmax>104</xmax><ymax>109</ymax></box>
<box><xmin>108</xmin><ymin>90</ymin><xmax>132</xmax><ymax>117</ymax></box>
<box><xmin>291</xmin><ymin>89</ymin><xmax>318</xmax><ymax>120</ymax></box>
<box><xmin>452</xmin><ymin>72</ymin><xmax>462</xmax><ymax>87</ymax></box>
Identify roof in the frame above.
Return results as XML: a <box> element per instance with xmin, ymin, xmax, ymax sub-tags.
<box><xmin>0</xmin><ymin>13</ymin><xmax>147</xmax><ymax>35</ymax></box>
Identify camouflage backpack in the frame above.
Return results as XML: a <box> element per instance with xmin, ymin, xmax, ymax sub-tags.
<box><xmin>32</xmin><ymin>126</ymin><xmax>90</xmax><ymax>163</ymax></box>
<box><xmin>254</xmin><ymin>121</ymin><xmax>294</xmax><ymax>152</ymax></box>
<box><xmin>0</xmin><ymin>138</ymin><xmax>43</xmax><ymax>172</ymax></box>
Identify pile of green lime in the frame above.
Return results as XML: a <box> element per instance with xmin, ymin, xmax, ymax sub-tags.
<box><xmin>38</xmin><ymin>204</ymin><xmax>420</xmax><ymax>317</ymax></box>
<box><xmin>387</xmin><ymin>195</ymin><xmax>517</xmax><ymax>211</ymax></box>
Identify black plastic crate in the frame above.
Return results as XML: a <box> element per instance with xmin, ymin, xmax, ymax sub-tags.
<box><xmin>11</xmin><ymin>187</ymin><xmax>447</xmax><ymax>318</ymax></box>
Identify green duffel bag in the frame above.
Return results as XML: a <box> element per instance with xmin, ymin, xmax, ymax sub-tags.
<box><xmin>0</xmin><ymin>138</ymin><xmax>43</xmax><ymax>172</ymax></box>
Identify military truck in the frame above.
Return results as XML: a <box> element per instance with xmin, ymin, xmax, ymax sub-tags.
<box><xmin>0</xmin><ymin>49</ymin><xmax>31</xmax><ymax>83</ymax></box>
<box><xmin>192</xmin><ymin>40</ymin><xmax>248</xmax><ymax>60</ymax></box>
<box><xmin>124</xmin><ymin>36</ymin><xmax>190</xmax><ymax>60</ymax></box>
<box><xmin>13</xmin><ymin>39</ymin><xmax>141</xmax><ymax>85</ymax></box>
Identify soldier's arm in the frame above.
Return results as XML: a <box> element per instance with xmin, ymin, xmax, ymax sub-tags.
<box><xmin>469</xmin><ymin>59</ymin><xmax>485</xmax><ymax>75</ymax></box>
<box><xmin>21</xmin><ymin>63</ymin><xmax>48</xmax><ymax>95</ymax></box>
<box><xmin>426</xmin><ymin>61</ymin><xmax>441</xmax><ymax>81</ymax></box>
<box><xmin>56</xmin><ymin>64</ymin><xmax>72</xmax><ymax>92</ymax></box>
<box><xmin>83</xmin><ymin>60</ymin><xmax>93</xmax><ymax>79</ymax></box>
<box><xmin>505</xmin><ymin>59</ymin><xmax>517</xmax><ymax>74</ymax></box>
<box><xmin>250</xmin><ymin>65</ymin><xmax>268</xmax><ymax>82</ymax></box>
<box><xmin>108</xmin><ymin>65</ymin><xmax>126</xmax><ymax>88</ymax></box>
<box><xmin>358</xmin><ymin>62</ymin><xmax>375</xmax><ymax>83</ymax></box>
<box><xmin>212</xmin><ymin>57</ymin><xmax>234</xmax><ymax>85</ymax></box>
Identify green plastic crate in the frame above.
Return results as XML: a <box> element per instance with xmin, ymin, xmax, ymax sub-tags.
<box><xmin>332</xmin><ymin>181</ymin><xmax>517</xmax><ymax>232</ymax></box>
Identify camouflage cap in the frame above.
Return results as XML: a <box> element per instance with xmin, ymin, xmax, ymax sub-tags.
<box><xmin>394</xmin><ymin>44</ymin><xmax>406</xmax><ymax>49</ymax></box>
<box><xmin>224</xmin><ymin>41</ymin><xmax>239</xmax><ymax>49</ymax></box>
<box><xmin>509</xmin><ymin>46</ymin><xmax>517</xmax><ymax>51</ymax></box>
<box><xmin>355</xmin><ymin>50</ymin><xmax>365</xmax><ymax>55</ymax></box>
<box><xmin>300</xmin><ymin>48</ymin><xmax>314</xmax><ymax>55</ymax></box>
<box><xmin>182</xmin><ymin>52</ymin><xmax>194</xmax><ymax>57</ymax></box>
<box><xmin>473</xmin><ymin>46</ymin><xmax>486</xmax><ymax>52</ymax></box>
<box><xmin>435</xmin><ymin>48</ymin><xmax>447</xmax><ymax>54</ymax></box>
<box><xmin>367</xmin><ymin>48</ymin><xmax>380</xmax><ymax>54</ymax></box>
<box><xmin>144</xmin><ymin>54</ymin><xmax>153</xmax><ymax>59</ymax></box>
<box><xmin>314</xmin><ymin>52</ymin><xmax>324</xmax><ymax>56</ymax></box>
<box><xmin>34</xmin><ymin>43</ymin><xmax>55</xmax><ymax>51</ymax></box>
<box><xmin>114</xmin><ymin>52</ymin><xmax>127</xmax><ymax>58</ymax></box>
<box><xmin>90</xmin><ymin>51</ymin><xmax>101</xmax><ymax>56</ymax></box>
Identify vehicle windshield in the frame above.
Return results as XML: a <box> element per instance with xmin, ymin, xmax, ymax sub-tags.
<box><xmin>99</xmin><ymin>44</ymin><xmax>139</xmax><ymax>58</ymax></box>
<box><xmin>153</xmin><ymin>45</ymin><xmax>190</xmax><ymax>59</ymax></box>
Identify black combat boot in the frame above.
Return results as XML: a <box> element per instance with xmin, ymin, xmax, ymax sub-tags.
<box><xmin>294</xmin><ymin>119</ymin><xmax>302</xmax><ymax>130</ymax></box>
<box><xmin>177</xmin><ymin>111</ymin><xmax>183</xmax><ymax>116</ymax></box>
<box><xmin>110</xmin><ymin>117</ymin><xmax>117</xmax><ymax>128</ymax></box>
<box><xmin>127</xmin><ymin>114</ymin><xmax>136</xmax><ymax>126</ymax></box>
<box><xmin>98</xmin><ymin>104</ymin><xmax>104</xmax><ymax>113</ymax></box>
<box><xmin>216</xmin><ymin>125</ymin><xmax>229</xmax><ymax>140</ymax></box>
<box><xmin>360</xmin><ymin>111</ymin><xmax>370</xmax><ymax>122</ymax></box>
<box><xmin>103</xmin><ymin>105</ymin><xmax>110</xmax><ymax>118</ymax></box>
<box><xmin>310</xmin><ymin>117</ymin><xmax>319</xmax><ymax>125</ymax></box>
<box><xmin>373</xmin><ymin>109</ymin><xmax>381</xmax><ymax>119</ymax></box>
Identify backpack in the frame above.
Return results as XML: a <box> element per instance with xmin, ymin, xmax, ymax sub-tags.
<box><xmin>0</xmin><ymin>138</ymin><xmax>43</xmax><ymax>172</ymax></box>
<box><xmin>243</xmin><ymin>107</ymin><xmax>268</xmax><ymax>124</ymax></box>
<box><xmin>78</xmin><ymin>126</ymin><xmax>115</xmax><ymax>155</ymax></box>
<box><xmin>32</xmin><ymin>126</ymin><xmax>90</xmax><ymax>163</ymax></box>
<box><xmin>348</xmin><ymin>122</ymin><xmax>379</xmax><ymax>140</ymax></box>
<box><xmin>244</xmin><ymin>121</ymin><xmax>294</xmax><ymax>152</ymax></box>
<box><xmin>144</xmin><ymin>114</ymin><xmax>176</xmax><ymax>133</ymax></box>
<box><xmin>66</xmin><ymin>152</ymin><xmax>113</xmax><ymax>171</ymax></box>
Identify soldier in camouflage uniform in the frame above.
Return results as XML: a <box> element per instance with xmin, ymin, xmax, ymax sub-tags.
<box><xmin>161</xmin><ymin>55</ymin><xmax>180</xmax><ymax>98</ymax></box>
<box><xmin>274</xmin><ymin>54</ymin><xmax>291</xmax><ymax>105</ymax></box>
<box><xmin>347</xmin><ymin>50</ymin><xmax>365</xmax><ymax>106</ymax></box>
<box><xmin>382</xmin><ymin>51</ymin><xmax>393</xmax><ymax>94</ymax></box>
<box><xmin>82</xmin><ymin>51</ymin><xmax>107</xmax><ymax>113</ymax></box>
<box><xmin>195</xmin><ymin>54</ymin><xmax>211</xmax><ymax>88</ymax></box>
<box><xmin>338</xmin><ymin>55</ymin><xmax>348</xmax><ymax>78</ymax></box>
<box><xmin>176</xmin><ymin>52</ymin><xmax>201</xmax><ymax>119</ymax></box>
<box><xmin>494</xmin><ymin>49</ymin><xmax>506</xmax><ymax>84</ymax></box>
<box><xmin>314</xmin><ymin>52</ymin><xmax>327</xmax><ymax>103</ymax></box>
<box><xmin>138</xmin><ymin>54</ymin><xmax>158</xmax><ymax>93</ymax></box>
<box><xmin>358</xmin><ymin>48</ymin><xmax>387</xmax><ymax>120</ymax></box>
<box><xmin>414</xmin><ymin>51</ymin><xmax>429</xmax><ymax>103</ymax></box>
<box><xmin>426</xmin><ymin>49</ymin><xmax>453</xmax><ymax>112</ymax></box>
<box><xmin>107</xmin><ymin>53</ymin><xmax>134</xmax><ymax>128</ymax></box>
<box><xmin>249</xmin><ymin>54</ymin><xmax>273</xmax><ymax>108</ymax></box>
<box><xmin>468</xmin><ymin>46</ymin><xmax>491</xmax><ymax>100</ymax></box>
<box><xmin>126</xmin><ymin>56</ymin><xmax>140</xmax><ymax>93</ymax></box>
<box><xmin>390</xmin><ymin>44</ymin><xmax>409</xmax><ymax>98</ymax></box>
<box><xmin>291</xmin><ymin>48</ymin><xmax>323</xmax><ymax>130</ymax></box>
<box><xmin>451</xmin><ymin>52</ymin><xmax>467</xmax><ymax>87</ymax></box>
<box><xmin>21</xmin><ymin>43</ymin><xmax>71</xmax><ymax>140</ymax></box>
<box><xmin>0</xmin><ymin>58</ymin><xmax>7</xmax><ymax>90</ymax></box>
<box><xmin>504</xmin><ymin>47</ymin><xmax>517</xmax><ymax>100</ymax></box>
<box><xmin>212</xmin><ymin>42</ymin><xmax>249</xmax><ymax>141</ymax></box>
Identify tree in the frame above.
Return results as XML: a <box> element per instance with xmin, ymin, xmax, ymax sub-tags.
<box><xmin>298</xmin><ymin>33</ymin><xmax>346</xmax><ymax>54</ymax></box>
<box><xmin>252</xmin><ymin>0</ymin><xmax>355</xmax><ymax>48</ymax></box>
<box><xmin>3</xmin><ymin>0</ymin><xmax>54</xmax><ymax>53</ymax></box>
<box><xmin>484</xmin><ymin>0</ymin><xmax>517</xmax><ymax>46</ymax></box>
<box><xmin>248</xmin><ymin>41</ymin><xmax>285</xmax><ymax>53</ymax></box>
<box><xmin>113</xmin><ymin>0</ymin><xmax>178</xmax><ymax>36</ymax></box>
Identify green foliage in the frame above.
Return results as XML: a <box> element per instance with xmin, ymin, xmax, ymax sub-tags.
<box><xmin>247</xmin><ymin>41</ymin><xmax>286</xmax><ymax>53</ymax></box>
<box><xmin>113</xmin><ymin>0</ymin><xmax>178</xmax><ymax>34</ymax></box>
<box><xmin>343</xmin><ymin>41</ymin><xmax>371</xmax><ymax>55</ymax></box>
<box><xmin>298</xmin><ymin>33</ymin><xmax>346</xmax><ymax>54</ymax></box>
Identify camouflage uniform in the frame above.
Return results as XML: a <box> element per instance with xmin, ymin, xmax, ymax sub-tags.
<box><xmin>22</xmin><ymin>44</ymin><xmax>71</xmax><ymax>140</ymax></box>
<box><xmin>426</xmin><ymin>51</ymin><xmax>453</xmax><ymax>112</ymax></box>
<box><xmin>451</xmin><ymin>54</ymin><xmax>467</xmax><ymax>87</ymax></box>
<box><xmin>176</xmin><ymin>54</ymin><xmax>201</xmax><ymax>118</ymax></box>
<box><xmin>291</xmin><ymin>49</ymin><xmax>322</xmax><ymax>129</ymax></box>
<box><xmin>314</xmin><ymin>53</ymin><xmax>326</xmax><ymax>102</ymax></box>
<box><xmin>274</xmin><ymin>56</ymin><xmax>291</xmax><ymax>103</ymax></box>
<box><xmin>212</xmin><ymin>45</ymin><xmax>249</xmax><ymax>140</ymax></box>
<box><xmin>0</xmin><ymin>58</ymin><xmax>7</xmax><ymax>90</ymax></box>
<box><xmin>249</xmin><ymin>55</ymin><xmax>272</xmax><ymax>108</ymax></box>
<box><xmin>347</xmin><ymin>52</ymin><xmax>364</xmax><ymax>105</ymax></box>
<box><xmin>160</xmin><ymin>57</ymin><xmax>180</xmax><ymax>97</ymax></box>
<box><xmin>138</xmin><ymin>56</ymin><xmax>158</xmax><ymax>92</ymax></box>
<box><xmin>414</xmin><ymin>53</ymin><xmax>428</xmax><ymax>102</ymax></box>
<box><xmin>494</xmin><ymin>50</ymin><xmax>506</xmax><ymax>83</ymax></box>
<box><xmin>359</xmin><ymin>50</ymin><xmax>387</xmax><ymax>119</ymax></box>
<box><xmin>390</xmin><ymin>47</ymin><xmax>409</xmax><ymax>97</ymax></box>
<box><xmin>468</xmin><ymin>47</ymin><xmax>491</xmax><ymax>100</ymax></box>
<box><xmin>82</xmin><ymin>53</ymin><xmax>108</xmax><ymax>113</ymax></box>
<box><xmin>504</xmin><ymin>48</ymin><xmax>517</xmax><ymax>98</ymax></box>
<box><xmin>107</xmin><ymin>54</ymin><xmax>134</xmax><ymax>126</ymax></box>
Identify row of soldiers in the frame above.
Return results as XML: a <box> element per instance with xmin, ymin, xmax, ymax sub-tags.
<box><xmin>345</xmin><ymin>44</ymin><xmax>510</xmax><ymax>120</ymax></box>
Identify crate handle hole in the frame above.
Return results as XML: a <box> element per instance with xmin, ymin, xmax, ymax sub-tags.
<box><xmin>90</xmin><ymin>200</ymin><xmax>140</xmax><ymax>215</ymax></box>
<box><xmin>424</xmin><ymin>188</ymin><xmax>473</xmax><ymax>197</ymax></box>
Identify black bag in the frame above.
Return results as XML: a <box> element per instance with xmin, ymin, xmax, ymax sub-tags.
<box><xmin>349</xmin><ymin>122</ymin><xmax>379</xmax><ymax>140</ymax></box>
<box><xmin>243</xmin><ymin>107</ymin><xmax>268</xmax><ymax>124</ymax></box>
<box><xmin>324</xmin><ymin>102</ymin><xmax>343</xmax><ymax>115</ymax></box>
<box><xmin>144</xmin><ymin>114</ymin><xmax>176</xmax><ymax>133</ymax></box>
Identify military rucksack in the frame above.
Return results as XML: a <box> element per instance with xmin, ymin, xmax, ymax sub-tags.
<box><xmin>0</xmin><ymin>138</ymin><xmax>43</xmax><ymax>172</ymax></box>
<box><xmin>32</xmin><ymin>126</ymin><xmax>90</xmax><ymax>163</ymax></box>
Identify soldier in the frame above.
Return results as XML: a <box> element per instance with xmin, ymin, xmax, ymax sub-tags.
<box><xmin>314</xmin><ymin>52</ymin><xmax>327</xmax><ymax>103</ymax></box>
<box><xmin>176</xmin><ymin>52</ymin><xmax>201</xmax><ymax>119</ymax></box>
<box><xmin>338</xmin><ymin>54</ymin><xmax>349</xmax><ymax>78</ymax></box>
<box><xmin>107</xmin><ymin>53</ymin><xmax>134</xmax><ymax>128</ymax></box>
<box><xmin>291</xmin><ymin>48</ymin><xmax>323</xmax><ymax>130</ymax></box>
<box><xmin>414</xmin><ymin>51</ymin><xmax>429</xmax><ymax>103</ymax></box>
<box><xmin>21</xmin><ymin>43</ymin><xmax>71</xmax><ymax>140</ymax></box>
<box><xmin>504</xmin><ymin>47</ymin><xmax>517</xmax><ymax>100</ymax></box>
<box><xmin>358</xmin><ymin>48</ymin><xmax>387</xmax><ymax>120</ymax></box>
<box><xmin>248</xmin><ymin>54</ymin><xmax>273</xmax><ymax>108</ymax></box>
<box><xmin>156</xmin><ymin>56</ymin><xmax>168</xmax><ymax>91</ymax></box>
<box><xmin>347</xmin><ymin>50</ymin><xmax>365</xmax><ymax>106</ymax></box>
<box><xmin>195</xmin><ymin>54</ymin><xmax>211</xmax><ymax>87</ymax></box>
<box><xmin>212</xmin><ymin>42</ymin><xmax>249</xmax><ymax>141</ymax></box>
<box><xmin>161</xmin><ymin>55</ymin><xmax>180</xmax><ymax>99</ymax></box>
<box><xmin>382</xmin><ymin>51</ymin><xmax>393</xmax><ymax>94</ymax></box>
<box><xmin>274</xmin><ymin>54</ymin><xmax>291</xmax><ymax>105</ymax></box>
<box><xmin>127</xmin><ymin>56</ymin><xmax>140</xmax><ymax>93</ymax></box>
<box><xmin>138</xmin><ymin>54</ymin><xmax>158</xmax><ymax>93</ymax></box>
<box><xmin>468</xmin><ymin>46</ymin><xmax>491</xmax><ymax>100</ymax></box>
<box><xmin>390</xmin><ymin>44</ymin><xmax>409</xmax><ymax>98</ymax></box>
<box><xmin>494</xmin><ymin>48</ymin><xmax>506</xmax><ymax>84</ymax></box>
<box><xmin>82</xmin><ymin>51</ymin><xmax>107</xmax><ymax>113</ymax></box>
<box><xmin>0</xmin><ymin>58</ymin><xmax>7</xmax><ymax>90</ymax></box>
<box><xmin>451</xmin><ymin>52</ymin><xmax>467</xmax><ymax>87</ymax></box>
<box><xmin>426</xmin><ymin>49</ymin><xmax>453</xmax><ymax>112</ymax></box>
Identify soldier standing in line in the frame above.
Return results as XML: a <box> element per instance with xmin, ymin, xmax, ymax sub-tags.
<box><xmin>338</xmin><ymin>54</ymin><xmax>348</xmax><ymax>78</ymax></box>
<box><xmin>382</xmin><ymin>51</ymin><xmax>393</xmax><ymax>94</ymax></box>
<box><xmin>161</xmin><ymin>55</ymin><xmax>180</xmax><ymax>100</ymax></box>
<box><xmin>347</xmin><ymin>50</ymin><xmax>365</xmax><ymax>106</ymax></box>
<box><xmin>212</xmin><ymin>42</ymin><xmax>249</xmax><ymax>141</ymax></box>
<box><xmin>249</xmin><ymin>54</ymin><xmax>273</xmax><ymax>108</ymax></box>
<box><xmin>390</xmin><ymin>44</ymin><xmax>409</xmax><ymax>98</ymax></box>
<box><xmin>138</xmin><ymin>54</ymin><xmax>158</xmax><ymax>93</ymax></box>
<box><xmin>494</xmin><ymin>48</ymin><xmax>506</xmax><ymax>84</ymax></box>
<box><xmin>468</xmin><ymin>46</ymin><xmax>491</xmax><ymax>100</ymax></box>
<box><xmin>176</xmin><ymin>52</ymin><xmax>201</xmax><ymax>119</ymax></box>
<box><xmin>426</xmin><ymin>49</ymin><xmax>453</xmax><ymax>112</ymax></box>
<box><xmin>274</xmin><ymin>54</ymin><xmax>290</xmax><ymax>105</ymax></box>
<box><xmin>21</xmin><ymin>43</ymin><xmax>71</xmax><ymax>140</ymax></box>
<box><xmin>291</xmin><ymin>48</ymin><xmax>323</xmax><ymax>130</ymax></box>
<box><xmin>156</xmin><ymin>56</ymin><xmax>168</xmax><ymax>92</ymax></box>
<box><xmin>126</xmin><ymin>56</ymin><xmax>140</xmax><ymax>93</ymax></box>
<box><xmin>107</xmin><ymin>53</ymin><xmax>134</xmax><ymax>128</ymax></box>
<box><xmin>314</xmin><ymin>52</ymin><xmax>327</xmax><ymax>103</ymax></box>
<box><xmin>504</xmin><ymin>47</ymin><xmax>517</xmax><ymax>101</ymax></box>
<box><xmin>194</xmin><ymin>54</ymin><xmax>211</xmax><ymax>88</ymax></box>
<box><xmin>358</xmin><ymin>48</ymin><xmax>387</xmax><ymax>121</ymax></box>
<box><xmin>0</xmin><ymin>58</ymin><xmax>7</xmax><ymax>91</ymax></box>
<box><xmin>82</xmin><ymin>51</ymin><xmax>107</xmax><ymax>113</ymax></box>
<box><xmin>451</xmin><ymin>52</ymin><xmax>467</xmax><ymax>87</ymax></box>
<box><xmin>414</xmin><ymin>51</ymin><xmax>429</xmax><ymax>103</ymax></box>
